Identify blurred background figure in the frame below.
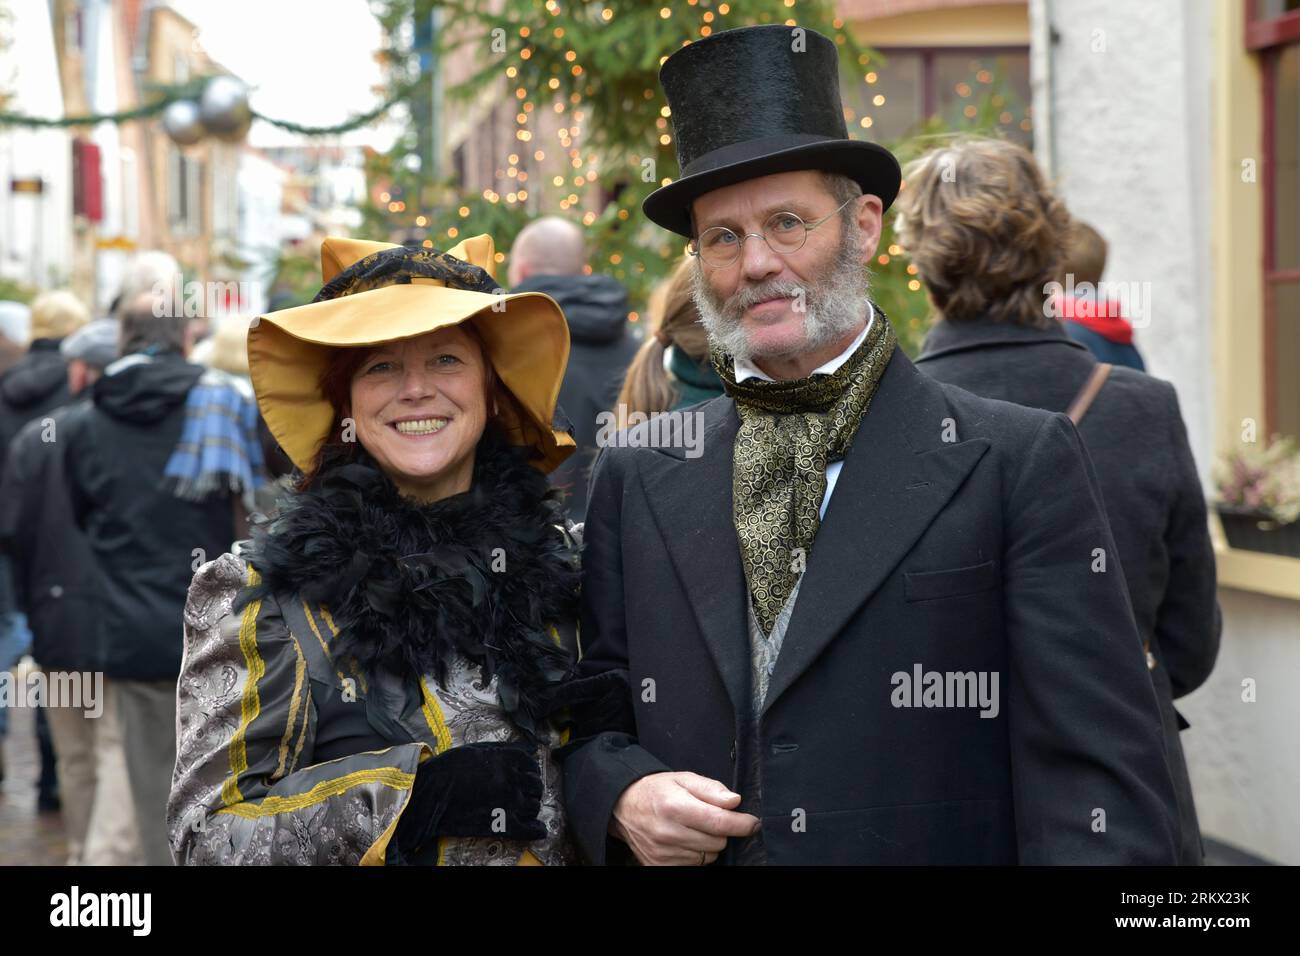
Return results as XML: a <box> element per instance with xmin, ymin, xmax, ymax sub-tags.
<box><xmin>188</xmin><ymin>313</ymin><xmax>251</xmax><ymax>378</ymax></box>
<box><xmin>616</xmin><ymin>256</ymin><xmax>723</xmax><ymax>425</ymax></box>
<box><xmin>901</xmin><ymin>137</ymin><xmax>1219</xmax><ymax>865</ymax></box>
<box><xmin>112</xmin><ymin>249</ymin><xmax>210</xmax><ymax>367</ymax></box>
<box><xmin>0</xmin><ymin>300</ymin><xmax>33</xmax><ymax>782</ymax></box>
<box><xmin>55</xmin><ymin>294</ymin><xmax>265</xmax><ymax>865</ymax></box>
<box><xmin>0</xmin><ymin>290</ymin><xmax>89</xmax><ymax>456</ymax></box>
<box><xmin>1054</xmin><ymin>220</ymin><xmax>1146</xmax><ymax>371</ymax></box>
<box><xmin>190</xmin><ymin>312</ymin><xmax>295</xmax><ymax>520</ymax></box>
<box><xmin>509</xmin><ymin>216</ymin><xmax>638</xmax><ymax>523</ymax></box>
<box><xmin>0</xmin><ymin>289</ymin><xmax>90</xmax><ymax>810</ymax></box>
<box><xmin>61</xmin><ymin>320</ymin><xmax>117</xmax><ymax>398</ymax></box>
<box><xmin>0</xmin><ymin>302</ymin><xmax>31</xmax><ymax>378</ymax></box>
<box><xmin>109</xmin><ymin>251</ymin><xmax>181</xmax><ymax>321</ymax></box>
<box><xmin>0</xmin><ymin>319</ymin><xmax>143</xmax><ymax>864</ymax></box>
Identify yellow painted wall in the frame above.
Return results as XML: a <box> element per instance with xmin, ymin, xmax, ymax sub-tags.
<box><xmin>1212</xmin><ymin>2</ymin><xmax>1266</xmax><ymax>459</ymax></box>
<box><xmin>845</xmin><ymin>2</ymin><xmax>1029</xmax><ymax>47</ymax></box>
<box><xmin>1209</xmin><ymin>5</ymin><xmax>1300</xmax><ymax>598</ymax></box>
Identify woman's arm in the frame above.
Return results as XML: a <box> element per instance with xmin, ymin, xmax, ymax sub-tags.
<box><xmin>167</xmin><ymin>553</ymin><xmax>429</xmax><ymax>865</ymax></box>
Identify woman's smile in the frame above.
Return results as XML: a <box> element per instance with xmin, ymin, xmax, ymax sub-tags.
<box><xmin>391</xmin><ymin>416</ymin><xmax>451</xmax><ymax>436</ymax></box>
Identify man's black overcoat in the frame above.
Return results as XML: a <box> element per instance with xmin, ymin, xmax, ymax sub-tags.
<box><xmin>561</xmin><ymin>345</ymin><xmax>1180</xmax><ymax>865</ymax></box>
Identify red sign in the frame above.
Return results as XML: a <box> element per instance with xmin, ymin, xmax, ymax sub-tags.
<box><xmin>72</xmin><ymin>138</ymin><xmax>103</xmax><ymax>223</ymax></box>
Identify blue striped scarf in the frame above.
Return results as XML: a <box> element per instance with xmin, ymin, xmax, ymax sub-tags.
<box><xmin>162</xmin><ymin>368</ymin><xmax>266</xmax><ymax>510</ymax></box>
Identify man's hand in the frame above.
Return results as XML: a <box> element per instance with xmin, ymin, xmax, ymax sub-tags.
<box><xmin>610</xmin><ymin>772</ymin><xmax>759</xmax><ymax>865</ymax></box>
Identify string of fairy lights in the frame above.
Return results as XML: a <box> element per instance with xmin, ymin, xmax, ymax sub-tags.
<box><xmin>2</xmin><ymin>0</ymin><xmax>1031</xmax><ymax>332</ymax></box>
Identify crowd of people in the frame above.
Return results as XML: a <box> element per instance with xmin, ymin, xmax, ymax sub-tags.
<box><xmin>0</xmin><ymin>23</ymin><xmax>1219</xmax><ymax>867</ymax></box>
<box><xmin>0</xmin><ymin>254</ymin><xmax>276</xmax><ymax>864</ymax></box>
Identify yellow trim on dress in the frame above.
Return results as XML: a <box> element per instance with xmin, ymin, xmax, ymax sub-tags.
<box><xmin>316</xmin><ymin>604</ymin><xmax>368</xmax><ymax>694</ymax></box>
<box><xmin>416</xmin><ymin>676</ymin><xmax>454</xmax><ymax>867</ymax></box>
<box><xmin>548</xmin><ymin>624</ymin><xmax>571</xmax><ymax>746</ymax></box>
<box><xmin>301</xmin><ymin>598</ymin><xmax>349</xmax><ymax>688</ymax></box>
<box><xmin>360</xmin><ymin>742</ymin><xmax>435</xmax><ymax>866</ymax></box>
<box><xmin>291</xmin><ymin>682</ymin><xmax>312</xmax><ymax>767</ymax></box>
<box><xmin>222</xmin><ymin>566</ymin><xmax>266</xmax><ymax>807</ymax></box>
<box><xmin>275</xmin><ymin>634</ymin><xmax>307</xmax><ymax>780</ymax></box>
<box><xmin>215</xmin><ymin>766</ymin><xmax>416</xmax><ymax>818</ymax></box>
<box><xmin>417</xmin><ymin>677</ymin><xmax>454</xmax><ymax>755</ymax></box>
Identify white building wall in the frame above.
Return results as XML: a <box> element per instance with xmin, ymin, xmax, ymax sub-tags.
<box><xmin>1031</xmin><ymin>0</ymin><xmax>1300</xmax><ymax>863</ymax></box>
<box><xmin>86</xmin><ymin>0</ymin><xmax>128</xmax><ymax>314</ymax></box>
<box><xmin>0</xmin><ymin>0</ymin><xmax>72</xmax><ymax>298</ymax></box>
<box><xmin>1030</xmin><ymin>0</ymin><xmax>1215</xmax><ymax>488</ymax></box>
<box><xmin>235</xmin><ymin>149</ymin><xmax>286</xmax><ymax>316</ymax></box>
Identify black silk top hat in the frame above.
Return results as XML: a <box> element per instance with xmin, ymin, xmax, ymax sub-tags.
<box><xmin>642</xmin><ymin>24</ymin><xmax>902</xmax><ymax>239</ymax></box>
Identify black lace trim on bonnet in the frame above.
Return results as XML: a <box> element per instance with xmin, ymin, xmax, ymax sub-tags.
<box><xmin>313</xmin><ymin>246</ymin><xmax>499</xmax><ymax>302</ymax></box>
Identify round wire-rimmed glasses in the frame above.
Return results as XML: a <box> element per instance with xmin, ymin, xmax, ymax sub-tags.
<box><xmin>687</xmin><ymin>195</ymin><xmax>858</xmax><ymax>267</ymax></box>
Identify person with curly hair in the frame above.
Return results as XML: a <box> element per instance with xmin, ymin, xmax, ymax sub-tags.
<box><xmin>903</xmin><ymin>137</ymin><xmax>1218</xmax><ymax>865</ymax></box>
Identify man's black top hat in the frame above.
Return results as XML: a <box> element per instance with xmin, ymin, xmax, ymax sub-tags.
<box><xmin>642</xmin><ymin>24</ymin><xmax>901</xmax><ymax>238</ymax></box>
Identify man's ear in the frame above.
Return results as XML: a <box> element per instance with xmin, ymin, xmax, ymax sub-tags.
<box><xmin>855</xmin><ymin>194</ymin><xmax>885</xmax><ymax>263</ymax></box>
<box><xmin>66</xmin><ymin>359</ymin><xmax>87</xmax><ymax>396</ymax></box>
<box><xmin>508</xmin><ymin>259</ymin><xmax>528</xmax><ymax>287</ymax></box>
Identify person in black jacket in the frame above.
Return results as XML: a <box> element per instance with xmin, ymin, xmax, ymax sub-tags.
<box><xmin>899</xmin><ymin>137</ymin><xmax>1219</xmax><ymax>865</ymax></box>
<box><xmin>0</xmin><ymin>289</ymin><xmax>89</xmax><ymax>808</ymax></box>
<box><xmin>508</xmin><ymin>216</ymin><xmax>639</xmax><ymax>522</ymax></box>
<box><xmin>559</xmin><ymin>26</ymin><xmax>1180</xmax><ymax>866</ymax></box>
<box><xmin>0</xmin><ymin>319</ymin><xmax>144</xmax><ymax>864</ymax></box>
<box><xmin>60</xmin><ymin>295</ymin><xmax>261</xmax><ymax>865</ymax></box>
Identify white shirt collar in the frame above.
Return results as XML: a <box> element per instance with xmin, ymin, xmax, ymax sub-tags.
<box><xmin>734</xmin><ymin>301</ymin><xmax>875</xmax><ymax>383</ymax></box>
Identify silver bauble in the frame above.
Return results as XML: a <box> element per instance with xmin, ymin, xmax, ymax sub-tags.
<box><xmin>161</xmin><ymin>100</ymin><xmax>205</xmax><ymax>146</ymax></box>
<box><xmin>199</xmin><ymin>76</ymin><xmax>252</xmax><ymax>143</ymax></box>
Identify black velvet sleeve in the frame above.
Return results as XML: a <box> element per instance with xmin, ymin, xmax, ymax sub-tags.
<box><xmin>555</xmin><ymin>446</ymin><xmax>671</xmax><ymax>865</ymax></box>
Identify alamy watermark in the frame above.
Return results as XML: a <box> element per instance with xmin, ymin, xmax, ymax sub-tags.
<box><xmin>890</xmin><ymin>663</ymin><xmax>1000</xmax><ymax>719</ymax></box>
<box><xmin>152</xmin><ymin>274</ymin><xmax>254</xmax><ymax>319</ymax></box>
<box><xmin>0</xmin><ymin>669</ymin><xmax>103</xmax><ymax>718</ymax></box>
<box><xmin>1043</xmin><ymin>273</ymin><xmax>1153</xmax><ymax>329</ymax></box>
<box><xmin>49</xmin><ymin>885</ymin><xmax>150</xmax><ymax>936</ymax></box>
<box><xmin>595</xmin><ymin>405</ymin><xmax>705</xmax><ymax>459</ymax></box>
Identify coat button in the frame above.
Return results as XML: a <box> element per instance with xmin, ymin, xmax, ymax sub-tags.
<box><xmin>729</xmin><ymin>740</ymin><xmax>736</xmax><ymax>761</ymax></box>
<box><xmin>50</xmin><ymin>585</ymin><xmax>64</xmax><ymax>598</ymax></box>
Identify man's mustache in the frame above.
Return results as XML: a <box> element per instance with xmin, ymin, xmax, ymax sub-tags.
<box><xmin>718</xmin><ymin>280</ymin><xmax>806</xmax><ymax>321</ymax></box>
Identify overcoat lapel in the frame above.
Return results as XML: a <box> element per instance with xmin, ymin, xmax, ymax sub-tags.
<box><xmin>637</xmin><ymin>398</ymin><xmax>751</xmax><ymax>716</ymax></box>
<box><xmin>762</xmin><ymin>350</ymin><xmax>990</xmax><ymax>715</ymax></box>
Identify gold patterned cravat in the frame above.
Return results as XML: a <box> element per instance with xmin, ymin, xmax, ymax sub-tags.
<box><xmin>712</xmin><ymin>314</ymin><xmax>897</xmax><ymax>634</ymax></box>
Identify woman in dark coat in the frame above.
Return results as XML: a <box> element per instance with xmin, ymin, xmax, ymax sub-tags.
<box><xmin>167</xmin><ymin>234</ymin><xmax>611</xmax><ymax>866</ymax></box>
<box><xmin>898</xmin><ymin>138</ymin><xmax>1220</xmax><ymax>865</ymax></box>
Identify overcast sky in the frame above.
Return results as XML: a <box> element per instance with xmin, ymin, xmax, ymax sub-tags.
<box><xmin>170</xmin><ymin>0</ymin><xmax>400</xmax><ymax>149</ymax></box>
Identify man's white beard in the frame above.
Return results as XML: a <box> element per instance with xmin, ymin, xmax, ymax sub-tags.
<box><xmin>690</xmin><ymin>225</ymin><xmax>871</xmax><ymax>364</ymax></box>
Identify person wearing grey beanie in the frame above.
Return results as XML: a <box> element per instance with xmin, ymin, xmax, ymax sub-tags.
<box><xmin>59</xmin><ymin>319</ymin><xmax>120</xmax><ymax>396</ymax></box>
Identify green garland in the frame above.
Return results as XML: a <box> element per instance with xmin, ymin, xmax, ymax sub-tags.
<box><xmin>0</xmin><ymin>76</ymin><xmax>418</xmax><ymax>136</ymax></box>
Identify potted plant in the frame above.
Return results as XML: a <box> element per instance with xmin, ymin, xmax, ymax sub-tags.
<box><xmin>1215</xmin><ymin>436</ymin><xmax>1300</xmax><ymax>557</ymax></box>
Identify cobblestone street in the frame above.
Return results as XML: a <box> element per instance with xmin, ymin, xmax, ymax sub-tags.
<box><xmin>0</xmin><ymin>699</ymin><xmax>68</xmax><ymax>866</ymax></box>
<box><xmin>0</xmin><ymin>677</ymin><xmax>1269</xmax><ymax>866</ymax></box>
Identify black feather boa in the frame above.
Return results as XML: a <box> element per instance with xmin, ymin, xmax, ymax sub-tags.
<box><xmin>237</xmin><ymin>428</ymin><xmax>580</xmax><ymax>741</ymax></box>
